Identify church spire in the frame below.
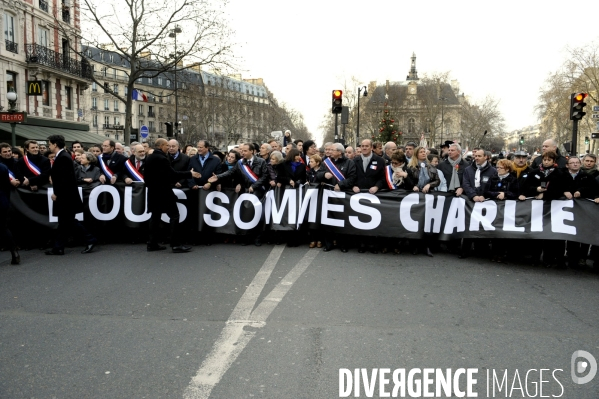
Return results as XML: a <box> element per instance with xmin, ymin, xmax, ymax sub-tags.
<box><xmin>407</xmin><ymin>52</ymin><xmax>419</xmax><ymax>81</ymax></box>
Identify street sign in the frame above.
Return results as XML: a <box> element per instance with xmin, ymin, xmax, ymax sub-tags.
<box><xmin>593</xmin><ymin>114</ymin><xmax>599</xmax><ymax>119</ymax></box>
<box><xmin>270</xmin><ymin>131</ymin><xmax>282</xmax><ymax>138</ymax></box>
<box><xmin>592</xmin><ymin>133</ymin><xmax>599</xmax><ymax>139</ymax></box>
<box><xmin>130</xmin><ymin>134</ymin><xmax>138</xmax><ymax>141</ymax></box>
<box><xmin>593</xmin><ymin>105</ymin><xmax>599</xmax><ymax>112</ymax></box>
<box><xmin>0</xmin><ymin>112</ymin><xmax>27</xmax><ymax>123</ymax></box>
<box><xmin>140</xmin><ymin>125</ymin><xmax>149</xmax><ymax>138</ymax></box>
<box><xmin>596</xmin><ymin>122</ymin><xmax>599</xmax><ymax>130</ymax></box>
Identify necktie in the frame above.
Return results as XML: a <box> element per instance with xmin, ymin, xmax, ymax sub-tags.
<box><xmin>248</xmin><ymin>160</ymin><xmax>252</xmax><ymax>167</ymax></box>
<box><xmin>136</xmin><ymin>160</ymin><xmax>140</xmax><ymax>170</ymax></box>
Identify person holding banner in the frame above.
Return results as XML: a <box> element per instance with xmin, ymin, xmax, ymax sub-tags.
<box><xmin>99</xmin><ymin>140</ymin><xmax>127</xmax><ymax>185</ymax></box>
<box><xmin>209</xmin><ymin>143</ymin><xmax>269</xmax><ymax>246</ymax></box>
<box><xmin>76</xmin><ymin>152</ymin><xmax>102</xmax><ymax>187</ymax></box>
<box><xmin>45</xmin><ymin>135</ymin><xmax>98</xmax><ymax>255</ymax></box>
<box><xmin>145</xmin><ymin>139</ymin><xmax>200</xmax><ymax>253</ymax></box>
<box><xmin>123</xmin><ymin>144</ymin><xmax>146</xmax><ymax>185</ymax></box>
<box><xmin>0</xmin><ymin>143</ymin><xmax>20</xmax><ymax>187</ymax></box>
<box><xmin>188</xmin><ymin>140</ymin><xmax>222</xmax><ymax>191</ymax></box>
<box><xmin>18</xmin><ymin>140</ymin><xmax>50</xmax><ymax>191</ymax></box>
<box><xmin>0</xmin><ymin>162</ymin><xmax>19</xmax><ymax>264</ymax></box>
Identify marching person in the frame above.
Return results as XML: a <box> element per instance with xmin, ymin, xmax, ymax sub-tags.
<box><xmin>188</xmin><ymin>140</ymin><xmax>222</xmax><ymax>190</ymax></box>
<box><xmin>18</xmin><ymin>140</ymin><xmax>51</xmax><ymax>191</ymax></box>
<box><xmin>168</xmin><ymin>139</ymin><xmax>190</xmax><ymax>188</ymax></box>
<box><xmin>0</xmin><ymin>161</ymin><xmax>19</xmax><ymax>264</ymax></box>
<box><xmin>122</xmin><ymin>144</ymin><xmax>146</xmax><ymax>185</ymax></box>
<box><xmin>208</xmin><ymin>142</ymin><xmax>269</xmax><ymax>246</ymax></box>
<box><xmin>0</xmin><ymin>143</ymin><xmax>20</xmax><ymax>188</ymax></box>
<box><xmin>76</xmin><ymin>152</ymin><xmax>102</xmax><ymax>187</ymax></box>
<box><xmin>145</xmin><ymin>138</ymin><xmax>200</xmax><ymax>253</ymax></box>
<box><xmin>45</xmin><ymin>135</ymin><xmax>98</xmax><ymax>255</ymax></box>
<box><xmin>99</xmin><ymin>139</ymin><xmax>127</xmax><ymax>185</ymax></box>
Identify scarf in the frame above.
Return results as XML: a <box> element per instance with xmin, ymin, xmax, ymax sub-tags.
<box><xmin>225</xmin><ymin>161</ymin><xmax>234</xmax><ymax>170</ymax></box>
<box><xmin>539</xmin><ymin>164</ymin><xmax>555</xmax><ymax>177</ymax></box>
<box><xmin>512</xmin><ymin>164</ymin><xmax>528</xmax><ymax>178</ymax></box>
<box><xmin>417</xmin><ymin>163</ymin><xmax>430</xmax><ymax>189</ymax></box>
<box><xmin>474</xmin><ymin>161</ymin><xmax>487</xmax><ymax>188</ymax></box>
<box><xmin>290</xmin><ymin>161</ymin><xmax>302</xmax><ymax>173</ymax></box>
<box><xmin>447</xmin><ymin>156</ymin><xmax>462</xmax><ymax>191</ymax></box>
<box><xmin>391</xmin><ymin>165</ymin><xmax>405</xmax><ymax>186</ymax></box>
<box><xmin>498</xmin><ymin>172</ymin><xmax>510</xmax><ymax>179</ymax></box>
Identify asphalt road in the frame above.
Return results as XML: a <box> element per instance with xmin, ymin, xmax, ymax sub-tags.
<box><xmin>0</xmin><ymin>242</ymin><xmax>598</xmax><ymax>399</ymax></box>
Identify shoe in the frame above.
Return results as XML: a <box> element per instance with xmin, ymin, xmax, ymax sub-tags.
<box><xmin>426</xmin><ymin>248</ymin><xmax>434</xmax><ymax>257</ymax></box>
<box><xmin>578</xmin><ymin>259</ymin><xmax>587</xmax><ymax>267</ymax></box>
<box><xmin>340</xmin><ymin>248</ymin><xmax>348</xmax><ymax>253</ymax></box>
<box><xmin>45</xmin><ymin>249</ymin><xmax>64</xmax><ymax>256</ymax></box>
<box><xmin>394</xmin><ymin>248</ymin><xmax>401</xmax><ymax>255</ymax></box>
<box><xmin>381</xmin><ymin>247</ymin><xmax>388</xmax><ymax>254</ymax></box>
<box><xmin>309</xmin><ymin>242</ymin><xmax>316</xmax><ymax>248</ymax></box>
<box><xmin>10</xmin><ymin>250</ymin><xmax>20</xmax><ymax>265</ymax></box>
<box><xmin>316</xmin><ymin>242</ymin><xmax>323</xmax><ymax>248</ymax></box>
<box><xmin>411</xmin><ymin>248</ymin><xmax>418</xmax><ymax>255</ymax></box>
<box><xmin>254</xmin><ymin>238</ymin><xmax>262</xmax><ymax>247</ymax></box>
<box><xmin>323</xmin><ymin>246</ymin><xmax>333</xmax><ymax>252</ymax></box>
<box><xmin>358</xmin><ymin>247</ymin><xmax>366</xmax><ymax>253</ymax></box>
<box><xmin>147</xmin><ymin>244</ymin><xmax>167</xmax><ymax>252</ymax></box>
<box><xmin>172</xmin><ymin>245</ymin><xmax>192</xmax><ymax>253</ymax></box>
<box><xmin>81</xmin><ymin>243</ymin><xmax>96</xmax><ymax>254</ymax></box>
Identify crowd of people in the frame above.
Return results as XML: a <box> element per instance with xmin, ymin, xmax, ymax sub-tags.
<box><xmin>1</xmin><ymin>131</ymin><xmax>599</xmax><ymax>271</ymax></box>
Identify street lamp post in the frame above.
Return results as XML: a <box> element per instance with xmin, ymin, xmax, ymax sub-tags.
<box><xmin>169</xmin><ymin>25</ymin><xmax>182</xmax><ymax>138</ymax></box>
<box><xmin>356</xmin><ymin>86</ymin><xmax>368</xmax><ymax>144</ymax></box>
<box><xmin>7</xmin><ymin>88</ymin><xmax>18</xmax><ymax>147</ymax></box>
<box><xmin>439</xmin><ymin>97</ymin><xmax>447</xmax><ymax>147</ymax></box>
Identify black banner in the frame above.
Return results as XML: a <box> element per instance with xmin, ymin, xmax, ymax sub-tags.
<box><xmin>9</xmin><ymin>184</ymin><xmax>599</xmax><ymax>245</ymax></box>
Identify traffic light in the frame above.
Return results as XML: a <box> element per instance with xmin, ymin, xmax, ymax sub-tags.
<box><xmin>332</xmin><ymin>90</ymin><xmax>343</xmax><ymax>114</ymax></box>
<box><xmin>519</xmin><ymin>136</ymin><xmax>524</xmax><ymax>145</ymax></box>
<box><xmin>165</xmin><ymin>122</ymin><xmax>173</xmax><ymax>137</ymax></box>
<box><xmin>585</xmin><ymin>136</ymin><xmax>590</xmax><ymax>145</ymax></box>
<box><xmin>570</xmin><ymin>92</ymin><xmax>588</xmax><ymax>121</ymax></box>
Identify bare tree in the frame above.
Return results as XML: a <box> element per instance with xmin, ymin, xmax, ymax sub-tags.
<box><xmin>70</xmin><ymin>0</ymin><xmax>235</xmax><ymax>144</ymax></box>
<box><xmin>460</xmin><ymin>96</ymin><xmax>506</xmax><ymax>149</ymax></box>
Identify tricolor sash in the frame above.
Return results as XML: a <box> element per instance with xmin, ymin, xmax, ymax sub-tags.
<box><xmin>385</xmin><ymin>165</ymin><xmax>397</xmax><ymax>190</ymax></box>
<box><xmin>299</xmin><ymin>155</ymin><xmax>309</xmax><ymax>171</ymax></box>
<box><xmin>323</xmin><ymin>157</ymin><xmax>345</xmax><ymax>181</ymax></box>
<box><xmin>99</xmin><ymin>157</ymin><xmax>114</xmax><ymax>179</ymax></box>
<box><xmin>238</xmin><ymin>159</ymin><xmax>258</xmax><ymax>183</ymax></box>
<box><xmin>125</xmin><ymin>159</ymin><xmax>144</xmax><ymax>182</ymax></box>
<box><xmin>23</xmin><ymin>155</ymin><xmax>41</xmax><ymax>176</ymax></box>
<box><xmin>8</xmin><ymin>170</ymin><xmax>15</xmax><ymax>181</ymax></box>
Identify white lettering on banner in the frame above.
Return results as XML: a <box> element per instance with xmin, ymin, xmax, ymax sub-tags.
<box><xmin>89</xmin><ymin>185</ymin><xmax>120</xmax><ymax>221</ymax></box>
<box><xmin>530</xmin><ymin>200</ymin><xmax>544</xmax><ymax>232</ymax></box>
<box><xmin>321</xmin><ymin>190</ymin><xmax>345</xmax><ymax>227</ymax></box>
<box><xmin>124</xmin><ymin>186</ymin><xmax>151</xmax><ymax>222</ymax></box>
<box><xmin>424</xmin><ymin>194</ymin><xmax>445</xmax><ymax>233</ymax></box>
<box><xmin>264</xmin><ymin>188</ymin><xmax>297</xmax><ymax>224</ymax></box>
<box><xmin>503</xmin><ymin>200</ymin><xmax>524</xmax><ymax>232</ymax></box>
<box><xmin>203</xmin><ymin>191</ymin><xmax>230</xmax><ymax>227</ymax></box>
<box><xmin>443</xmin><ymin>197</ymin><xmax>466</xmax><ymax>234</ymax></box>
<box><xmin>47</xmin><ymin>187</ymin><xmax>84</xmax><ymax>222</ymax></box>
<box><xmin>349</xmin><ymin>193</ymin><xmax>381</xmax><ymax>230</ymax></box>
<box><xmin>399</xmin><ymin>193</ymin><xmax>419</xmax><ymax>232</ymax></box>
<box><xmin>232</xmin><ymin>193</ymin><xmax>262</xmax><ymax>229</ymax></box>
<box><xmin>469</xmin><ymin>201</ymin><xmax>497</xmax><ymax>231</ymax></box>
<box><xmin>160</xmin><ymin>189</ymin><xmax>187</xmax><ymax>223</ymax></box>
<box><xmin>297</xmin><ymin>188</ymin><xmax>319</xmax><ymax>226</ymax></box>
<box><xmin>550</xmin><ymin>200</ymin><xmax>576</xmax><ymax>235</ymax></box>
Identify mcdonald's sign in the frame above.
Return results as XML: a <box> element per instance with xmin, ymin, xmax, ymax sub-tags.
<box><xmin>27</xmin><ymin>80</ymin><xmax>42</xmax><ymax>96</ymax></box>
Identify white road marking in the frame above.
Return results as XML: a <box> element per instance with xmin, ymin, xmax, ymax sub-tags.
<box><xmin>183</xmin><ymin>246</ymin><xmax>318</xmax><ymax>399</ymax></box>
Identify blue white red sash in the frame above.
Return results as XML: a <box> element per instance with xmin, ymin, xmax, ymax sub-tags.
<box><xmin>99</xmin><ymin>156</ymin><xmax>114</xmax><ymax>179</ymax></box>
<box><xmin>323</xmin><ymin>157</ymin><xmax>345</xmax><ymax>181</ymax></box>
<box><xmin>23</xmin><ymin>155</ymin><xmax>41</xmax><ymax>176</ymax></box>
<box><xmin>385</xmin><ymin>165</ymin><xmax>397</xmax><ymax>190</ymax></box>
<box><xmin>8</xmin><ymin>169</ymin><xmax>15</xmax><ymax>181</ymax></box>
<box><xmin>299</xmin><ymin>155</ymin><xmax>309</xmax><ymax>171</ymax></box>
<box><xmin>238</xmin><ymin>159</ymin><xmax>258</xmax><ymax>183</ymax></box>
<box><xmin>125</xmin><ymin>159</ymin><xmax>144</xmax><ymax>182</ymax></box>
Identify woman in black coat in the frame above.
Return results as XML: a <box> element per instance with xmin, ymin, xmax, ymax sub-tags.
<box><xmin>76</xmin><ymin>152</ymin><xmax>102</xmax><ymax>188</ymax></box>
<box><xmin>280</xmin><ymin>148</ymin><xmax>307</xmax><ymax>188</ymax></box>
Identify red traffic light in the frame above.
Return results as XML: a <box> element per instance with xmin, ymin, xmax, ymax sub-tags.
<box><xmin>333</xmin><ymin>90</ymin><xmax>342</xmax><ymax>99</ymax></box>
<box><xmin>574</xmin><ymin>93</ymin><xmax>588</xmax><ymax>102</ymax></box>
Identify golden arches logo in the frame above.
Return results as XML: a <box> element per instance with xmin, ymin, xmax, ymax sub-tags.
<box><xmin>27</xmin><ymin>81</ymin><xmax>41</xmax><ymax>95</ymax></box>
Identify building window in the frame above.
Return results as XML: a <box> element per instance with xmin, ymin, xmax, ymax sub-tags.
<box><xmin>104</xmin><ymin>116</ymin><xmax>110</xmax><ymax>126</ymax></box>
<box><xmin>147</xmin><ymin>77</ymin><xmax>152</xmax><ymax>85</ymax></box>
<box><xmin>114</xmin><ymin>117</ymin><xmax>119</xmax><ymax>125</ymax></box>
<box><xmin>104</xmin><ymin>99</ymin><xmax>109</xmax><ymax>111</ymax></box>
<box><xmin>4</xmin><ymin>13</ymin><xmax>17</xmax><ymax>53</ymax></box>
<box><xmin>138</xmin><ymin>104</ymin><xmax>144</xmax><ymax>115</ymax></box>
<box><xmin>65</xmin><ymin>86</ymin><xmax>72</xmax><ymax>109</ymax></box>
<box><xmin>149</xmin><ymin>121</ymin><xmax>154</xmax><ymax>130</ymax></box>
<box><xmin>41</xmin><ymin>80</ymin><xmax>50</xmax><ymax>106</ymax></box>
<box><xmin>109</xmin><ymin>54</ymin><xmax>114</xmax><ymax>63</ymax></box>
<box><xmin>38</xmin><ymin>27</ymin><xmax>49</xmax><ymax>47</ymax></box>
<box><xmin>112</xmin><ymin>68</ymin><xmax>117</xmax><ymax>79</ymax></box>
<box><xmin>166</xmin><ymin>80</ymin><xmax>171</xmax><ymax>88</ymax></box>
<box><xmin>92</xmin><ymin>82</ymin><xmax>97</xmax><ymax>92</ymax></box>
<box><xmin>408</xmin><ymin>118</ymin><xmax>415</xmax><ymax>134</ymax></box>
<box><xmin>113</xmin><ymin>84</ymin><xmax>118</xmax><ymax>94</ymax></box>
<box><xmin>92</xmin><ymin>97</ymin><xmax>97</xmax><ymax>109</ymax></box>
<box><xmin>92</xmin><ymin>114</ymin><xmax>98</xmax><ymax>127</ymax></box>
<box><xmin>6</xmin><ymin>71</ymin><xmax>17</xmax><ymax>93</ymax></box>
<box><xmin>103</xmin><ymin>82</ymin><xmax>109</xmax><ymax>93</ymax></box>
<box><xmin>102</xmin><ymin>67</ymin><xmax>107</xmax><ymax>77</ymax></box>
<box><xmin>158</xmin><ymin>77</ymin><xmax>162</xmax><ymax>85</ymax></box>
<box><xmin>114</xmin><ymin>100</ymin><xmax>119</xmax><ymax>111</ymax></box>
<box><xmin>124</xmin><ymin>87</ymin><xmax>128</xmax><ymax>96</ymax></box>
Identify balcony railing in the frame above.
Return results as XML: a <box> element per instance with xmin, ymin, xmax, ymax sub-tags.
<box><xmin>149</xmin><ymin>127</ymin><xmax>156</xmax><ymax>133</ymax></box>
<box><xmin>39</xmin><ymin>0</ymin><xmax>48</xmax><ymax>12</ymax></box>
<box><xmin>148</xmin><ymin>111</ymin><xmax>155</xmax><ymax>118</ymax></box>
<box><xmin>104</xmin><ymin>107</ymin><xmax>109</xmax><ymax>111</ymax></box>
<box><xmin>25</xmin><ymin>44</ymin><xmax>92</xmax><ymax>80</ymax></box>
<box><xmin>5</xmin><ymin>40</ymin><xmax>18</xmax><ymax>54</ymax></box>
<box><xmin>103</xmin><ymin>124</ymin><xmax>124</xmax><ymax>130</ymax></box>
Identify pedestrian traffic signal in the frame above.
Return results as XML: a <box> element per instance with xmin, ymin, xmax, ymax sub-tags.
<box><xmin>519</xmin><ymin>136</ymin><xmax>524</xmax><ymax>145</ymax></box>
<box><xmin>570</xmin><ymin>92</ymin><xmax>588</xmax><ymax>121</ymax></box>
<box><xmin>585</xmin><ymin>136</ymin><xmax>590</xmax><ymax>145</ymax></box>
<box><xmin>332</xmin><ymin>90</ymin><xmax>343</xmax><ymax>114</ymax></box>
<box><xmin>165</xmin><ymin>122</ymin><xmax>173</xmax><ymax>137</ymax></box>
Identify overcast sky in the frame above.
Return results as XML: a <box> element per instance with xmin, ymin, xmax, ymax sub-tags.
<box><xmin>225</xmin><ymin>0</ymin><xmax>595</xmax><ymax>143</ymax></box>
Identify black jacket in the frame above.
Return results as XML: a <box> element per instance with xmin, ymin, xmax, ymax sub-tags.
<box><xmin>531</xmin><ymin>152</ymin><xmax>567</xmax><ymax>169</ymax></box>
<box><xmin>99</xmin><ymin>151</ymin><xmax>128</xmax><ymax>181</ymax></box>
<box><xmin>408</xmin><ymin>162</ymin><xmax>441</xmax><ymax>191</ymax></box>
<box><xmin>484</xmin><ymin>173</ymin><xmax>519</xmax><ymax>200</ymax></box>
<box><xmin>187</xmin><ymin>152</ymin><xmax>222</xmax><ymax>188</ymax></box>
<box><xmin>122</xmin><ymin>155</ymin><xmax>146</xmax><ymax>182</ymax></box>
<box><xmin>76</xmin><ymin>164</ymin><xmax>102</xmax><ymax>187</ymax></box>
<box><xmin>321</xmin><ymin>156</ymin><xmax>356</xmax><ymax>191</ymax></box>
<box><xmin>144</xmin><ymin>149</ymin><xmax>192</xmax><ymax>213</ymax></box>
<box><xmin>216</xmin><ymin>156</ymin><xmax>269</xmax><ymax>194</ymax></box>
<box><xmin>281</xmin><ymin>161</ymin><xmax>307</xmax><ymax>186</ymax></box>
<box><xmin>521</xmin><ymin>167</ymin><xmax>563</xmax><ymax>200</ymax></box>
<box><xmin>353</xmin><ymin>153</ymin><xmax>386</xmax><ymax>190</ymax></box>
<box><xmin>18</xmin><ymin>154</ymin><xmax>51</xmax><ymax>187</ymax></box>
<box><xmin>556</xmin><ymin>170</ymin><xmax>598</xmax><ymax>199</ymax></box>
<box><xmin>462</xmin><ymin>162</ymin><xmax>497</xmax><ymax>199</ymax></box>
<box><xmin>169</xmin><ymin>151</ymin><xmax>190</xmax><ymax>187</ymax></box>
<box><xmin>437</xmin><ymin>158</ymin><xmax>470</xmax><ymax>191</ymax></box>
<box><xmin>50</xmin><ymin>149</ymin><xmax>83</xmax><ymax>216</ymax></box>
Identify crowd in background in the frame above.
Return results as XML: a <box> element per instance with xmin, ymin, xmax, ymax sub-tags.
<box><xmin>1</xmin><ymin>131</ymin><xmax>599</xmax><ymax>271</ymax></box>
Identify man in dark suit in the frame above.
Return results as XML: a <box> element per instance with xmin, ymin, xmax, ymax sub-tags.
<box><xmin>0</xmin><ymin>162</ymin><xmax>19</xmax><ymax>264</ymax></box>
<box><xmin>208</xmin><ymin>142</ymin><xmax>269</xmax><ymax>246</ymax></box>
<box><xmin>123</xmin><ymin>144</ymin><xmax>146</xmax><ymax>184</ymax></box>
<box><xmin>99</xmin><ymin>139</ymin><xmax>127</xmax><ymax>184</ymax></box>
<box><xmin>145</xmin><ymin>138</ymin><xmax>200</xmax><ymax>253</ymax></box>
<box><xmin>45</xmin><ymin>135</ymin><xmax>97</xmax><ymax>255</ymax></box>
<box><xmin>187</xmin><ymin>140</ymin><xmax>222</xmax><ymax>190</ymax></box>
<box><xmin>168</xmin><ymin>139</ymin><xmax>190</xmax><ymax>188</ymax></box>
<box><xmin>352</xmin><ymin>139</ymin><xmax>385</xmax><ymax>253</ymax></box>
